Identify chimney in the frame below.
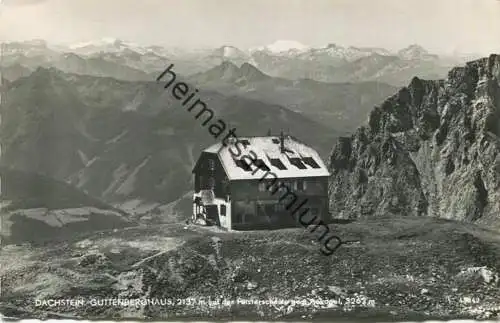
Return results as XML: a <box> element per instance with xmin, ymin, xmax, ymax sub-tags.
<box><xmin>280</xmin><ymin>131</ymin><xmax>285</xmax><ymax>153</ymax></box>
<box><xmin>227</xmin><ymin>137</ymin><xmax>237</xmax><ymax>145</ymax></box>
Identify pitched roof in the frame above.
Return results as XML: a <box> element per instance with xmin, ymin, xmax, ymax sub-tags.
<box><xmin>204</xmin><ymin>136</ymin><xmax>330</xmax><ymax>180</ymax></box>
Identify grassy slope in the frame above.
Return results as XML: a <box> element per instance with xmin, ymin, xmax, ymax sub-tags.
<box><xmin>0</xmin><ymin>167</ymin><xmax>133</xmax><ymax>244</ymax></box>
<box><xmin>1</xmin><ymin>216</ymin><xmax>499</xmax><ymax>320</ymax></box>
<box><xmin>0</xmin><ymin>167</ymin><xmax>113</xmax><ymax>211</ymax></box>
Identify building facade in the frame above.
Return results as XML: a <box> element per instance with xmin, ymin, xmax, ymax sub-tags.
<box><xmin>192</xmin><ymin>135</ymin><xmax>330</xmax><ymax>230</ymax></box>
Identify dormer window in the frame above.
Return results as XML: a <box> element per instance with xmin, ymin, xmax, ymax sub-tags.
<box><xmin>239</xmin><ymin>139</ymin><xmax>250</xmax><ymax>146</ymax></box>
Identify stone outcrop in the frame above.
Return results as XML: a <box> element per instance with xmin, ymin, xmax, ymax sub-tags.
<box><xmin>329</xmin><ymin>54</ymin><xmax>500</xmax><ymax>226</ymax></box>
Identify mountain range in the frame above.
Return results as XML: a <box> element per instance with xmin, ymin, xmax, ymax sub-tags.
<box><xmin>1</xmin><ymin>38</ymin><xmax>498</xmax><ymax>243</ymax></box>
<box><xmin>2</xmin><ymin>39</ymin><xmax>478</xmax><ymax>86</ymax></box>
<box><xmin>0</xmin><ymin>67</ymin><xmax>339</xmax><ymax>211</ymax></box>
<box><xmin>1</xmin><ymin>37</ymin><xmax>500</xmax><ymax>320</ymax></box>
<box><xmin>188</xmin><ymin>61</ymin><xmax>398</xmax><ymax>132</ymax></box>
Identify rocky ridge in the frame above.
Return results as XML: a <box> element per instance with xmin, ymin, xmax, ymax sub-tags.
<box><xmin>329</xmin><ymin>54</ymin><xmax>500</xmax><ymax>227</ymax></box>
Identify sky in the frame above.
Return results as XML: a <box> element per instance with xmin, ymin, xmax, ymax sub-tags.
<box><xmin>1</xmin><ymin>0</ymin><xmax>499</xmax><ymax>55</ymax></box>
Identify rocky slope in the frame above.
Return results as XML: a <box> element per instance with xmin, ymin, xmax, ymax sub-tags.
<box><xmin>1</xmin><ymin>217</ymin><xmax>500</xmax><ymax>320</ymax></box>
<box><xmin>329</xmin><ymin>54</ymin><xmax>500</xmax><ymax>228</ymax></box>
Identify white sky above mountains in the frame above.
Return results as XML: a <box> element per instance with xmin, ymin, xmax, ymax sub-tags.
<box><xmin>1</xmin><ymin>0</ymin><xmax>499</xmax><ymax>55</ymax></box>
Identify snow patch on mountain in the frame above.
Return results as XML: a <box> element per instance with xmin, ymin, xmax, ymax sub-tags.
<box><xmin>254</xmin><ymin>40</ymin><xmax>309</xmax><ymax>54</ymax></box>
<box><xmin>299</xmin><ymin>43</ymin><xmax>393</xmax><ymax>62</ymax></box>
<box><xmin>68</xmin><ymin>38</ymin><xmax>148</xmax><ymax>55</ymax></box>
<box><xmin>221</xmin><ymin>45</ymin><xmax>242</xmax><ymax>58</ymax></box>
<box><xmin>398</xmin><ymin>44</ymin><xmax>438</xmax><ymax>60</ymax></box>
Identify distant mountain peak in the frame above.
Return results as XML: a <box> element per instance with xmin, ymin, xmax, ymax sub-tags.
<box><xmin>23</xmin><ymin>39</ymin><xmax>48</xmax><ymax>47</ymax></box>
<box><xmin>200</xmin><ymin>60</ymin><xmax>241</xmax><ymax>81</ymax></box>
<box><xmin>194</xmin><ymin>61</ymin><xmax>269</xmax><ymax>84</ymax></box>
<box><xmin>213</xmin><ymin>45</ymin><xmax>249</xmax><ymax>60</ymax></box>
<box><xmin>300</xmin><ymin>43</ymin><xmax>392</xmax><ymax>62</ymax></box>
<box><xmin>239</xmin><ymin>61</ymin><xmax>258</xmax><ymax>70</ymax></box>
<box><xmin>238</xmin><ymin>62</ymin><xmax>269</xmax><ymax>80</ymax></box>
<box><xmin>26</xmin><ymin>67</ymin><xmax>71</xmax><ymax>90</ymax></box>
<box><xmin>70</xmin><ymin>37</ymin><xmax>117</xmax><ymax>49</ymax></box>
<box><xmin>31</xmin><ymin>66</ymin><xmax>61</xmax><ymax>77</ymax></box>
<box><xmin>405</xmin><ymin>43</ymin><xmax>427</xmax><ymax>50</ymax></box>
<box><xmin>62</xmin><ymin>52</ymin><xmax>83</xmax><ymax>59</ymax></box>
<box><xmin>326</xmin><ymin>43</ymin><xmax>341</xmax><ymax>49</ymax></box>
<box><xmin>400</xmin><ymin>44</ymin><xmax>428</xmax><ymax>53</ymax></box>
<box><xmin>219</xmin><ymin>60</ymin><xmax>240</xmax><ymax>70</ymax></box>
<box><xmin>255</xmin><ymin>40</ymin><xmax>309</xmax><ymax>54</ymax></box>
<box><xmin>218</xmin><ymin>45</ymin><xmax>240</xmax><ymax>50</ymax></box>
<box><xmin>67</xmin><ymin>38</ymin><xmax>146</xmax><ymax>55</ymax></box>
<box><xmin>398</xmin><ymin>44</ymin><xmax>436</xmax><ymax>60</ymax></box>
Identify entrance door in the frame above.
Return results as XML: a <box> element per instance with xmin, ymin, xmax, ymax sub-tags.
<box><xmin>205</xmin><ymin>205</ymin><xmax>220</xmax><ymax>226</ymax></box>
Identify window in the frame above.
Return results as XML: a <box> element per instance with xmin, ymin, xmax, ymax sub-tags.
<box><xmin>303</xmin><ymin>157</ymin><xmax>320</xmax><ymax>169</ymax></box>
<box><xmin>200</xmin><ymin>176</ymin><xmax>214</xmax><ymax>190</ymax></box>
<box><xmin>265</xmin><ymin>181</ymin><xmax>278</xmax><ymax>192</ymax></box>
<box><xmin>207</xmin><ymin>177</ymin><xmax>215</xmax><ymax>189</ymax></box>
<box><xmin>207</xmin><ymin>159</ymin><xmax>215</xmax><ymax>170</ymax></box>
<box><xmin>254</xmin><ymin>159</ymin><xmax>270</xmax><ymax>171</ymax></box>
<box><xmin>239</xmin><ymin>139</ymin><xmax>250</xmax><ymax>146</ymax></box>
<box><xmin>272</xmin><ymin>138</ymin><xmax>280</xmax><ymax>144</ymax></box>
<box><xmin>278</xmin><ymin>182</ymin><xmax>289</xmax><ymax>192</ymax></box>
<box><xmin>269</xmin><ymin>158</ymin><xmax>287</xmax><ymax>170</ymax></box>
<box><xmin>289</xmin><ymin>157</ymin><xmax>307</xmax><ymax>169</ymax></box>
<box><xmin>275</xmin><ymin>201</ymin><xmax>286</xmax><ymax>212</ymax></box>
<box><xmin>258</xmin><ymin>182</ymin><xmax>267</xmax><ymax>192</ymax></box>
<box><xmin>220</xmin><ymin>205</ymin><xmax>226</xmax><ymax>216</ymax></box>
<box><xmin>234</xmin><ymin>158</ymin><xmax>252</xmax><ymax>171</ymax></box>
<box><xmin>296</xmin><ymin>179</ymin><xmax>306</xmax><ymax>191</ymax></box>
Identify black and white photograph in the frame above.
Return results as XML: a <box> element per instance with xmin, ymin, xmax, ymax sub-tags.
<box><xmin>0</xmin><ymin>0</ymin><xmax>500</xmax><ymax>321</ymax></box>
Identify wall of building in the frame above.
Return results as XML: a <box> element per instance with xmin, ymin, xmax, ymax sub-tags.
<box><xmin>230</xmin><ymin>176</ymin><xmax>328</xmax><ymax>200</ymax></box>
<box><xmin>193</xmin><ymin>152</ymin><xmax>229</xmax><ymax>199</ymax></box>
<box><xmin>229</xmin><ymin>176</ymin><xmax>329</xmax><ymax>230</ymax></box>
<box><xmin>192</xmin><ymin>193</ymin><xmax>232</xmax><ymax>230</ymax></box>
<box><xmin>193</xmin><ymin>153</ymin><xmax>330</xmax><ymax>230</ymax></box>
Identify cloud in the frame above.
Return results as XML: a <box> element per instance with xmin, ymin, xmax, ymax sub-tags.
<box><xmin>1</xmin><ymin>0</ymin><xmax>49</xmax><ymax>6</ymax></box>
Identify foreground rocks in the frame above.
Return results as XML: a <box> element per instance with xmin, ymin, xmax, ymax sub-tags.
<box><xmin>1</xmin><ymin>218</ymin><xmax>499</xmax><ymax>320</ymax></box>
